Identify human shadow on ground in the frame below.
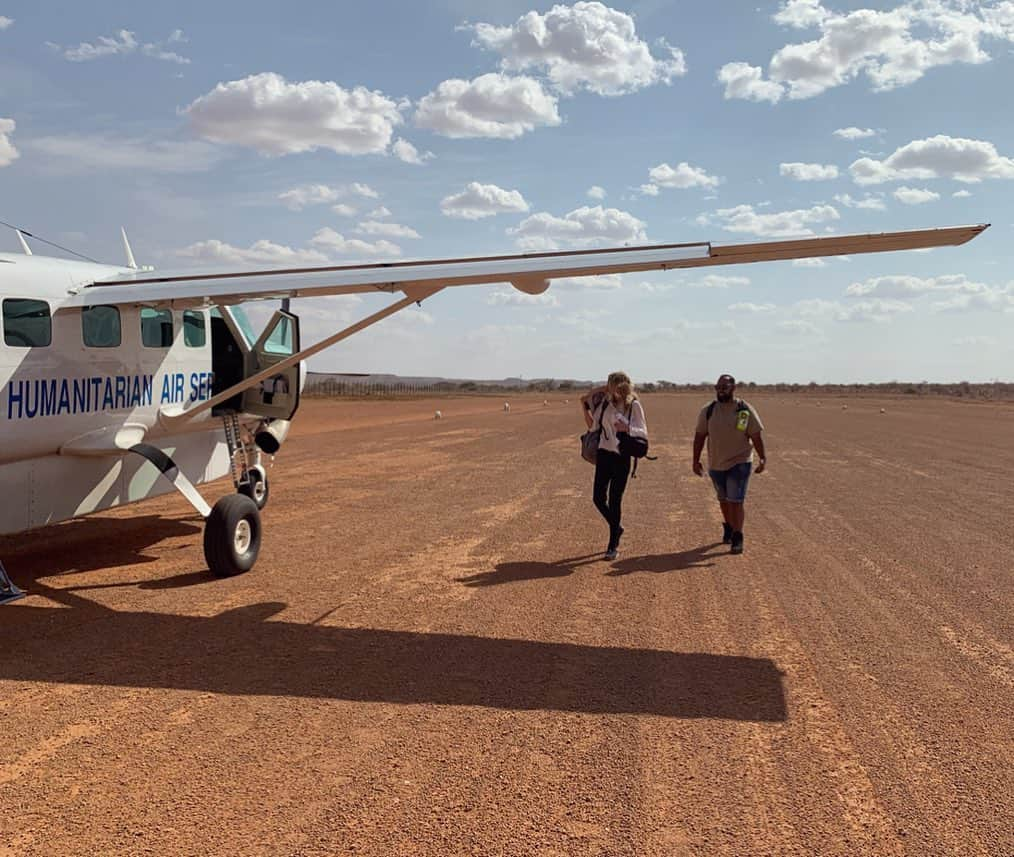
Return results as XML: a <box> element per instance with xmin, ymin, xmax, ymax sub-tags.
<box><xmin>457</xmin><ymin>553</ymin><xmax>604</xmax><ymax>587</ymax></box>
<box><xmin>606</xmin><ymin>542</ymin><xmax>725</xmax><ymax>577</ymax></box>
<box><xmin>2</xmin><ymin>587</ymin><xmax>787</xmax><ymax>722</ymax></box>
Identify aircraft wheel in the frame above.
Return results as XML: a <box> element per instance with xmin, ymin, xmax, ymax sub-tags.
<box><xmin>204</xmin><ymin>494</ymin><xmax>261</xmax><ymax>577</ymax></box>
<box><xmin>238</xmin><ymin>468</ymin><xmax>269</xmax><ymax>510</ymax></box>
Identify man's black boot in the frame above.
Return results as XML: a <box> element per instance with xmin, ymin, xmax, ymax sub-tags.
<box><xmin>722</xmin><ymin>522</ymin><xmax>733</xmax><ymax>545</ymax></box>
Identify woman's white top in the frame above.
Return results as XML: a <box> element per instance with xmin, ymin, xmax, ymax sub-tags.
<box><xmin>593</xmin><ymin>397</ymin><xmax>648</xmax><ymax>454</ymax></box>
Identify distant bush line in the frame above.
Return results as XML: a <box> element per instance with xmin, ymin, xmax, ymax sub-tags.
<box><xmin>304</xmin><ymin>378</ymin><xmax>1014</xmax><ymax>401</ymax></box>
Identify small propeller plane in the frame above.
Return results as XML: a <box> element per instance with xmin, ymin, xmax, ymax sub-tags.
<box><xmin>0</xmin><ymin>222</ymin><xmax>989</xmax><ymax>601</ymax></box>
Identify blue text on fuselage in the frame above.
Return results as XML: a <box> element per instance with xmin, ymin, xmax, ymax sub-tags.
<box><xmin>4</xmin><ymin>372</ymin><xmax>213</xmax><ymax>420</ymax></box>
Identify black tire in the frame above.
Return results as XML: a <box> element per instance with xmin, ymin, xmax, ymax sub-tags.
<box><xmin>238</xmin><ymin>469</ymin><xmax>269</xmax><ymax>510</ymax></box>
<box><xmin>203</xmin><ymin>494</ymin><xmax>261</xmax><ymax>578</ymax></box>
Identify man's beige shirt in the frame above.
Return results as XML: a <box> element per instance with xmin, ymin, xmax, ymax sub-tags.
<box><xmin>695</xmin><ymin>399</ymin><xmax>764</xmax><ymax>471</ymax></box>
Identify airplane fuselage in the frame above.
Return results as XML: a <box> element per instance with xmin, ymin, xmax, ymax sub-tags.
<box><xmin>0</xmin><ymin>253</ymin><xmax>260</xmax><ymax>534</ymax></box>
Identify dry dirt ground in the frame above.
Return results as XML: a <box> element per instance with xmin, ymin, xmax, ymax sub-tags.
<box><xmin>1</xmin><ymin>393</ymin><xmax>1011</xmax><ymax>856</ymax></box>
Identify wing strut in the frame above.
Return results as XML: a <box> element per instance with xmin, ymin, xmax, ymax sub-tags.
<box><xmin>159</xmin><ymin>286</ymin><xmax>444</xmax><ymax>430</ymax></box>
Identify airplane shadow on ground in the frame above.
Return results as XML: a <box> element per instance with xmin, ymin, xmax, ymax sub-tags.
<box><xmin>0</xmin><ymin>514</ymin><xmax>204</xmax><ymax>582</ymax></box>
<box><xmin>606</xmin><ymin>543</ymin><xmax>725</xmax><ymax>577</ymax></box>
<box><xmin>3</xmin><ymin>587</ymin><xmax>787</xmax><ymax>722</ymax></box>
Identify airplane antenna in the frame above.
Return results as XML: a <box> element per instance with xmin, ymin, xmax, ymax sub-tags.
<box><xmin>0</xmin><ymin>218</ymin><xmax>102</xmax><ymax>263</ymax></box>
<box><xmin>15</xmin><ymin>229</ymin><xmax>32</xmax><ymax>255</ymax></box>
<box><xmin>121</xmin><ymin>227</ymin><xmax>138</xmax><ymax>269</ymax></box>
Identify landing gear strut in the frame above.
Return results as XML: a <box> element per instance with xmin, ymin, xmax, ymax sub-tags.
<box><xmin>224</xmin><ymin>414</ymin><xmax>270</xmax><ymax>510</ymax></box>
<box><xmin>129</xmin><ymin>441</ymin><xmax>262</xmax><ymax>579</ymax></box>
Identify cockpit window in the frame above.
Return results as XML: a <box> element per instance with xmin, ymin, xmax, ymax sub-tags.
<box><xmin>3</xmin><ymin>298</ymin><xmax>52</xmax><ymax>347</ymax></box>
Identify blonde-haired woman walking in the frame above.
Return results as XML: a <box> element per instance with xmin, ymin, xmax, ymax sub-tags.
<box><xmin>579</xmin><ymin>371</ymin><xmax>648</xmax><ymax>560</ymax></box>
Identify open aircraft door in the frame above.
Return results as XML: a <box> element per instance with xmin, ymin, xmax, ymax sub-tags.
<box><xmin>240</xmin><ymin>310</ymin><xmax>301</xmax><ymax>421</ymax></box>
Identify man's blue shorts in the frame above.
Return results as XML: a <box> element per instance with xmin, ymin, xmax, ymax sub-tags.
<box><xmin>709</xmin><ymin>461</ymin><xmax>752</xmax><ymax>503</ymax></box>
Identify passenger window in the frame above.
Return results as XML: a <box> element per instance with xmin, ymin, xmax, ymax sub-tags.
<box><xmin>183</xmin><ymin>310</ymin><xmax>206</xmax><ymax>347</ymax></box>
<box><xmin>140</xmin><ymin>308</ymin><xmax>173</xmax><ymax>348</ymax></box>
<box><xmin>82</xmin><ymin>305</ymin><xmax>121</xmax><ymax>348</ymax></box>
<box><xmin>3</xmin><ymin>298</ymin><xmax>52</xmax><ymax>347</ymax></box>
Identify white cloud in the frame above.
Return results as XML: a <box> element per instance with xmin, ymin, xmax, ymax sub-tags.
<box><xmin>892</xmin><ymin>186</ymin><xmax>940</xmax><ymax>205</ymax></box>
<box><xmin>177</xmin><ymin>239</ymin><xmax>332</xmax><ymax>267</ymax></box>
<box><xmin>638</xmin><ymin>183</ymin><xmax>661</xmax><ymax>196</ymax></box>
<box><xmin>773</xmin><ymin>0</ymin><xmax>830</xmax><ymax>29</ymax></box>
<box><xmin>833</xmin><ymin>126</ymin><xmax>876</xmax><ymax>140</ymax></box>
<box><xmin>186</xmin><ymin>72</ymin><xmax>404</xmax><ymax>156</ymax></box>
<box><xmin>440</xmin><ymin>182</ymin><xmax>530</xmax><ymax>220</ymax></box>
<box><xmin>60</xmin><ymin>29</ymin><xmax>138</xmax><ymax>61</ymax></box>
<box><xmin>332</xmin><ymin>204</ymin><xmax>357</xmax><ymax>217</ymax></box>
<box><xmin>952</xmin><ymin>189</ymin><xmax>972</xmax><ymax>198</ymax></box>
<box><xmin>792</xmin><ymin>257</ymin><xmax>827</xmax><ymax>267</ymax></box>
<box><xmin>367</xmin><ymin>206</ymin><xmax>391</xmax><ymax>218</ymax></box>
<box><xmin>392</xmin><ymin>137</ymin><xmax>433</xmax><ymax>164</ymax></box>
<box><xmin>54</xmin><ymin>29</ymin><xmax>190</xmax><ymax>64</ymax></box>
<box><xmin>834</xmin><ymin>192</ymin><xmax>886</xmax><ymax>210</ymax></box>
<box><xmin>140</xmin><ymin>44</ymin><xmax>189</xmax><ymax>65</ymax></box>
<box><xmin>29</xmin><ymin>134</ymin><xmax>223</xmax><ymax>173</ymax></box>
<box><xmin>796</xmin><ymin>296</ymin><xmax>913</xmax><ymax>322</ymax></box>
<box><xmin>644</xmin><ymin>161</ymin><xmax>721</xmax><ymax>194</ymax></box>
<box><xmin>0</xmin><ymin>118</ymin><xmax>19</xmax><ymax>168</ymax></box>
<box><xmin>850</xmin><ymin>135</ymin><xmax>1014</xmax><ymax>184</ymax></box>
<box><xmin>846</xmin><ymin>273</ymin><xmax>1014</xmax><ymax>312</ymax></box>
<box><xmin>309</xmin><ymin>228</ymin><xmax>401</xmax><ymax>258</ymax></box>
<box><xmin>717</xmin><ymin>62</ymin><xmax>784</xmax><ymax>103</ymax></box>
<box><xmin>0</xmin><ymin>16</ymin><xmax>13</xmax><ymax>30</ymax></box>
<box><xmin>509</xmin><ymin>205</ymin><xmax>646</xmax><ymax>250</ymax></box>
<box><xmin>354</xmin><ymin>220</ymin><xmax>421</xmax><ymax>239</ymax></box>
<box><xmin>688</xmin><ymin>274</ymin><xmax>750</xmax><ymax>289</ymax></box>
<box><xmin>931</xmin><ymin>286</ymin><xmax>1014</xmax><ymax>312</ymax></box>
<box><xmin>697</xmin><ymin>203</ymin><xmax>839</xmax><ymax>237</ymax></box>
<box><xmin>729</xmin><ymin>302</ymin><xmax>776</xmax><ymax>312</ymax></box>
<box><xmin>487</xmin><ymin>289</ymin><xmax>560</xmax><ymax>307</ymax></box>
<box><xmin>415</xmin><ymin>73</ymin><xmax>560</xmax><ymax>139</ymax></box>
<box><xmin>469</xmin><ymin>2</ymin><xmax>686</xmax><ymax>96</ymax></box>
<box><xmin>349</xmin><ymin>183</ymin><xmax>379</xmax><ymax>199</ymax></box>
<box><xmin>278</xmin><ymin>184</ymin><xmax>342</xmax><ymax>210</ymax></box>
<box><xmin>553</xmin><ymin>274</ymin><xmax>622</xmax><ymax>290</ymax></box>
<box><xmin>587</xmin><ymin>185</ymin><xmax>606</xmax><ymax>200</ymax></box>
<box><xmin>277</xmin><ymin>182</ymin><xmax>379</xmax><ymax>211</ymax></box>
<box><xmin>780</xmin><ymin>161</ymin><xmax>839</xmax><ymax>180</ymax></box>
<box><xmin>723</xmin><ymin>2</ymin><xmax>1014</xmax><ymax>102</ymax></box>
<box><xmin>777</xmin><ymin>319</ymin><xmax>822</xmax><ymax>336</ymax></box>
<box><xmin>846</xmin><ymin>273</ymin><xmax>958</xmax><ymax>297</ymax></box>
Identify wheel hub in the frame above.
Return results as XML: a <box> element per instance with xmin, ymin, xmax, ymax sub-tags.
<box><xmin>234</xmin><ymin>519</ymin><xmax>252</xmax><ymax>555</ymax></box>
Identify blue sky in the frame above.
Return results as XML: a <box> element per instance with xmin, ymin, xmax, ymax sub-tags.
<box><xmin>2</xmin><ymin>0</ymin><xmax>1013</xmax><ymax>382</ymax></box>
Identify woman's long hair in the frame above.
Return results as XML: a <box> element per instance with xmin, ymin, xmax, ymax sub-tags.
<box><xmin>607</xmin><ymin>371</ymin><xmax>636</xmax><ymax>407</ymax></box>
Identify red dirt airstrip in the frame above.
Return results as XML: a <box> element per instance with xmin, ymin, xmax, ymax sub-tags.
<box><xmin>1</xmin><ymin>393</ymin><xmax>1011</xmax><ymax>856</ymax></box>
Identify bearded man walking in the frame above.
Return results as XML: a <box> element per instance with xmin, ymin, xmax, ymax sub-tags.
<box><xmin>692</xmin><ymin>374</ymin><xmax>766</xmax><ymax>555</ymax></box>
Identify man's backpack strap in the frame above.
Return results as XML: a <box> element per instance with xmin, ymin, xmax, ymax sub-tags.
<box><xmin>706</xmin><ymin>399</ymin><xmax>746</xmax><ymax>421</ymax></box>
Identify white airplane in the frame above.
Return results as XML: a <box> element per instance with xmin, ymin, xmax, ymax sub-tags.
<box><xmin>0</xmin><ymin>222</ymin><xmax>989</xmax><ymax>602</ymax></box>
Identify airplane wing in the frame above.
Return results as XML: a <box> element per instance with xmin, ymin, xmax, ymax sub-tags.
<box><xmin>70</xmin><ymin>224</ymin><xmax>989</xmax><ymax>309</ymax></box>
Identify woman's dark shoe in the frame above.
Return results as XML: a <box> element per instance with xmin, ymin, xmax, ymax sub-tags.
<box><xmin>730</xmin><ymin>531</ymin><xmax>744</xmax><ymax>554</ymax></box>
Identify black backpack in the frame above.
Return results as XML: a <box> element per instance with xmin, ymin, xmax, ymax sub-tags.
<box><xmin>617</xmin><ymin>402</ymin><xmax>656</xmax><ymax>477</ymax></box>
